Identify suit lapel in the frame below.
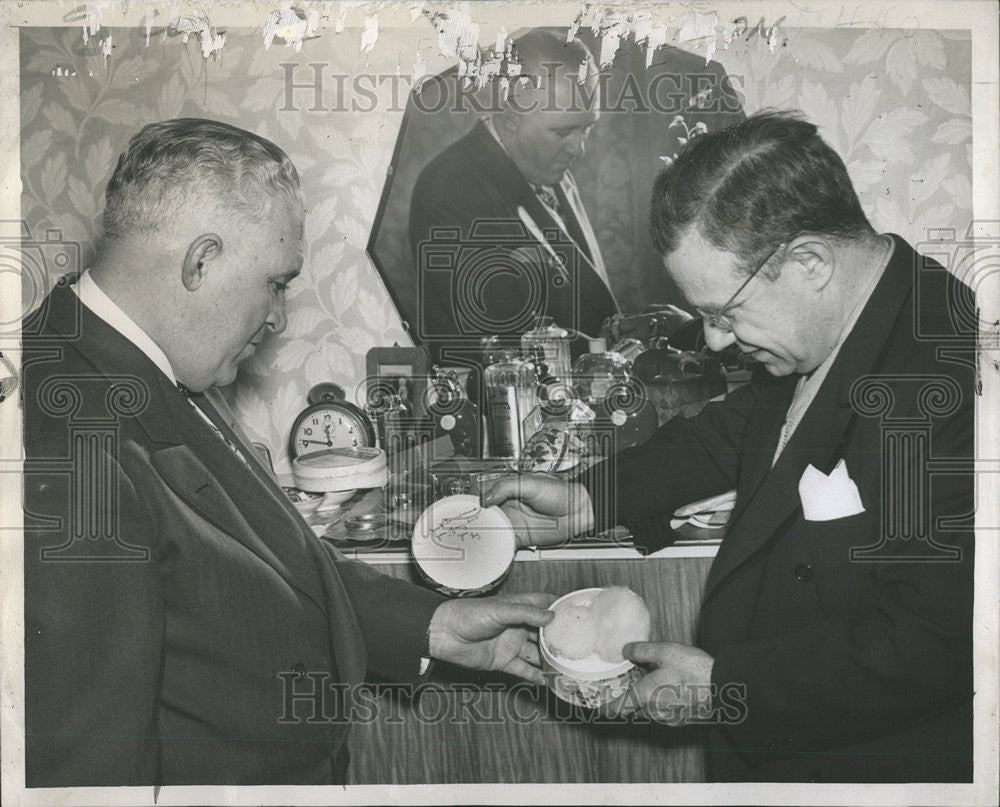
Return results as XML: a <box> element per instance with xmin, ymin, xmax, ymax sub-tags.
<box><xmin>160</xmin><ymin>384</ymin><xmax>327</xmax><ymax>609</ymax></box>
<box><xmin>553</xmin><ymin>180</ymin><xmax>593</xmax><ymax>263</ymax></box>
<box><xmin>196</xmin><ymin>387</ymin><xmax>281</xmax><ymax>485</ymax></box>
<box><xmin>470</xmin><ymin>122</ymin><xmax>620</xmax><ymax>322</ymax></box>
<box><xmin>702</xmin><ymin>374</ymin><xmax>795</xmax><ymax>598</ymax></box>
<box><xmin>39</xmin><ymin>284</ymin><xmax>326</xmax><ymax>608</ymax></box>
<box><xmin>147</xmin><ymin>442</ymin><xmax>316</xmax><ymax>599</ymax></box>
<box><xmin>731</xmin><ymin>373</ymin><xmax>798</xmax><ymax>517</ymax></box>
<box><xmin>556</xmin><ymin>177</ymin><xmax>619</xmax><ymax>312</ymax></box>
<box><xmin>703</xmin><ymin>236</ymin><xmax>915</xmax><ymax>602</ymax></box>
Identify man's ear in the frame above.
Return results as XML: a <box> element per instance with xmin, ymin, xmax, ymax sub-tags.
<box><xmin>786</xmin><ymin>235</ymin><xmax>835</xmax><ymax>291</ymax></box>
<box><xmin>181</xmin><ymin>233</ymin><xmax>223</xmax><ymax>291</ymax></box>
<box><xmin>502</xmin><ymin>74</ymin><xmax>540</xmax><ymax>118</ymax></box>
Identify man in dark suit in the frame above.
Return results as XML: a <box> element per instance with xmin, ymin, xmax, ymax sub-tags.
<box><xmin>409</xmin><ymin>29</ymin><xmax>619</xmax><ymax>363</ymax></box>
<box><xmin>21</xmin><ymin>118</ymin><xmax>554</xmax><ymax>786</ymax></box>
<box><xmin>483</xmin><ymin>111</ymin><xmax>975</xmax><ymax>782</ymax></box>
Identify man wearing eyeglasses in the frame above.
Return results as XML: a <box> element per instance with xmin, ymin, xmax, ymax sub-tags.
<box><xmin>483</xmin><ymin>110</ymin><xmax>975</xmax><ymax>783</ymax></box>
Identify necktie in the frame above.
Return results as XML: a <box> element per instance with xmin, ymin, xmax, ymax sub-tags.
<box><xmin>177</xmin><ymin>384</ymin><xmax>250</xmax><ymax>466</ymax></box>
<box><xmin>531</xmin><ymin>183</ymin><xmax>562</xmax><ymax>217</ymax></box>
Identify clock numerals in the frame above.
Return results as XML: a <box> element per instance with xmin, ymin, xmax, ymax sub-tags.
<box><xmin>290</xmin><ymin>400</ymin><xmax>375</xmax><ymax>460</ymax></box>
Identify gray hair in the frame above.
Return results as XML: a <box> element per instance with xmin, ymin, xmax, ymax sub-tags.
<box><xmin>102</xmin><ymin>118</ymin><xmax>303</xmax><ymax>241</ymax></box>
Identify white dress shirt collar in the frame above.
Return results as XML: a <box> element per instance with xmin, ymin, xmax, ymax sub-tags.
<box><xmin>772</xmin><ymin>236</ymin><xmax>896</xmax><ymax>464</ymax></box>
<box><xmin>71</xmin><ymin>270</ymin><xmax>178</xmax><ymax>385</ymax></box>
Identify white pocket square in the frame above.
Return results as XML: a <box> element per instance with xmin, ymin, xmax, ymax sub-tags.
<box><xmin>798</xmin><ymin>459</ymin><xmax>865</xmax><ymax>522</ymax></box>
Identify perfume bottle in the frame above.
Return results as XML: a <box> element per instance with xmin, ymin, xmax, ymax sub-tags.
<box><xmin>521</xmin><ymin>316</ymin><xmax>572</xmax><ymax>385</ymax></box>
<box><xmin>571</xmin><ymin>345</ymin><xmax>659</xmax><ymax>453</ymax></box>
<box><xmin>428</xmin><ymin>366</ymin><xmax>481</xmax><ymax>458</ymax></box>
<box><xmin>484</xmin><ymin>349</ymin><xmax>538</xmax><ymax>458</ymax></box>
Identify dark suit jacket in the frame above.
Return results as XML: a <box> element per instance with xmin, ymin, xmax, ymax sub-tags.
<box><xmin>409</xmin><ymin>121</ymin><xmax>620</xmax><ymax>363</ymax></box>
<box><xmin>21</xmin><ymin>280</ymin><xmax>446</xmax><ymax>786</ymax></box>
<box><xmin>583</xmin><ymin>236</ymin><xmax>975</xmax><ymax>782</ymax></box>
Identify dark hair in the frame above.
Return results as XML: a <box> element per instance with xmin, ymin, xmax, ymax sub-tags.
<box><xmin>649</xmin><ymin>110</ymin><xmax>872</xmax><ymax>274</ymax></box>
<box><xmin>103</xmin><ymin>118</ymin><xmax>302</xmax><ymax>241</ymax></box>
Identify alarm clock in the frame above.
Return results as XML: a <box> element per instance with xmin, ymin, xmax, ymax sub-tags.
<box><xmin>288</xmin><ymin>382</ymin><xmax>377</xmax><ymax>460</ymax></box>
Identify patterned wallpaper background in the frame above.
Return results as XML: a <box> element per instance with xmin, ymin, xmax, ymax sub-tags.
<box><xmin>20</xmin><ymin>19</ymin><xmax>972</xmax><ymax>473</ymax></box>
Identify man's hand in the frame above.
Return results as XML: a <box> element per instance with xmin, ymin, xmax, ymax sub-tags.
<box><xmin>612</xmin><ymin>641</ymin><xmax>715</xmax><ymax>725</ymax></box>
<box><xmin>479</xmin><ymin>474</ymin><xmax>595</xmax><ymax>548</ymax></box>
<box><xmin>428</xmin><ymin>592</ymin><xmax>557</xmax><ymax>685</ymax></box>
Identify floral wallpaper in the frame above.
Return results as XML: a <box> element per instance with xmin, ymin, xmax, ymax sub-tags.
<box><xmin>714</xmin><ymin>26</ymin><xmax>972</xmax><ymax>247</ymax></box>
<box><xmin>19</xmin><ymin>17</ymin><xmax>972</xmax><ymax>474</ymax></box>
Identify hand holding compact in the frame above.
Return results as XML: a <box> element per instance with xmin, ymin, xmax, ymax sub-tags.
<box><xmin>616</xmin><ymin>641</ymin><xmax>716</xmax><ymax>726</ymax></box>
<box><xmin>428</xmin><ymin>592</ymin><xmax>557</xmax><ymax>685</ymax></box>
<box><xmin>479</xmin><ymin>473</ymin><xmax>595</xmax><ymax>548</ymax></box>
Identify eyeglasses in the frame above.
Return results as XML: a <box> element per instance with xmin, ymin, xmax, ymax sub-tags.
<box><xmin>705</xmin><ymin>242</ymin><xmax>788</xmax><ymax>333</ymax></box>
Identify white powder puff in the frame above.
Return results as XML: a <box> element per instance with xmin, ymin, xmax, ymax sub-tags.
<box><xmin>591</xmin><ymin>587</ymin><xmax>652</xmax><ymax>663</ymax></box>
<box><xmin>545</xmin><ymin>604</ymin><xmax>598</xmax><ymax>660</ymax></box>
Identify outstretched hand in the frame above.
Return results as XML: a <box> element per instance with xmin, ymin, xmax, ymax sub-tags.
<box><xmin>479</xmin><ymin>474</ymin><xmax>595</xmax><ymax>548</ymax></box>
<box><xmin>428</xmin><ymin>592</ymin><xmax>557</xmax><ymax>684</ymax></box>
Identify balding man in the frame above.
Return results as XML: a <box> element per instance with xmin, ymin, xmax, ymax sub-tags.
<box><xmin>409</xmin><ymin>29</ymin><xmax>619</xmax><ymax>362</ymax></box>
<box><xmin>22</xmin><ymin>118</ymin><xmax>554</xmax><ymax>787</ymax></box>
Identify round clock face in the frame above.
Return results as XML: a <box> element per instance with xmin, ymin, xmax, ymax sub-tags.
<box><xmin>288</xmin><ymin>402</ymin><xmax>375</xmax><ymax>459</ymax></box>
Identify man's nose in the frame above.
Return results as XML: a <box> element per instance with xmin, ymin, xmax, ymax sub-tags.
<box><xmin>566</xmin><ymin>132</ymin><xmax>586</xmax><ymax>159</ymax></box>
<box><xmin>702</xmin><ymin>320</ymin><xmax>736</xmax><ymax>352</ymax></box>
<box><xmin>267</xmin><ymin>298</ymin><xmax>288</xmax><ymax>334</ymax></box>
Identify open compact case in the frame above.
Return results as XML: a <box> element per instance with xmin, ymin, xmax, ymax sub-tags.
<box><xmin>409</xmin><ymin>494</ymin><xmax>517</xmax><ymax>596</ymax></box>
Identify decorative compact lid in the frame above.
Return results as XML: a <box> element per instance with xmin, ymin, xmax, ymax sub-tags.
<box><xmin>410</xmin><ymin>495</ymin><xmax>516</xmax><ymax>594</ymax></box>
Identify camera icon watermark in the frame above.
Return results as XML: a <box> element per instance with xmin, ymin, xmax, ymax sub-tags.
<box><xmin>0</xmin><ymin>221</ymin><xmax>82</xmax><ymax>349</ymax></box>
<box><xmin>841</xmin><ymin>223</ymin><xmax>996</xmax><ymax>563</ymax></box>
<box><xmin>913</xmin><ymin>221</ymin><xmax>998</xmax><ymax>348</ymax></box>
<box><xmin>415</xmin><ymin>219</ymin><xmax>581</xmax><ymax>347</ymax></box>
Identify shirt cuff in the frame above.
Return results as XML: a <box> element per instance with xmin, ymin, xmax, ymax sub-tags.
<box><xmin>419</xmin><ymin>622</ymin><xmax>434</xmax><ymax>676</ymax></box>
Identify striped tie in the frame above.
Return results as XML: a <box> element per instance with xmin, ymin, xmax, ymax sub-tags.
<box><xmin>531</xmin><ymin>183</ymin><xmax>562</xmax><ymax>217</ymax></box>
<box><xmin>177</xmin><ymin>383</ymin><xmax>250</xmax><ymax>466</ymax></box>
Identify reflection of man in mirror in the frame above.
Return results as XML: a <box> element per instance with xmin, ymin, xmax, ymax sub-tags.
<box><xmin>410</xmin><ymin>29</ymin><xmax>619</xmax><ymax>362</ymax></box>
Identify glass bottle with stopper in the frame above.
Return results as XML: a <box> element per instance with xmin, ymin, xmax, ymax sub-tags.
<box><xmin>521</xmin><ymin>316</ymin><xmax>572</xmax><ymax>386</ymax></box>
<box><xmin>571</xmin><ymin>342</ymin><xmax>659</xmax><ymax>454</ymax></box>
